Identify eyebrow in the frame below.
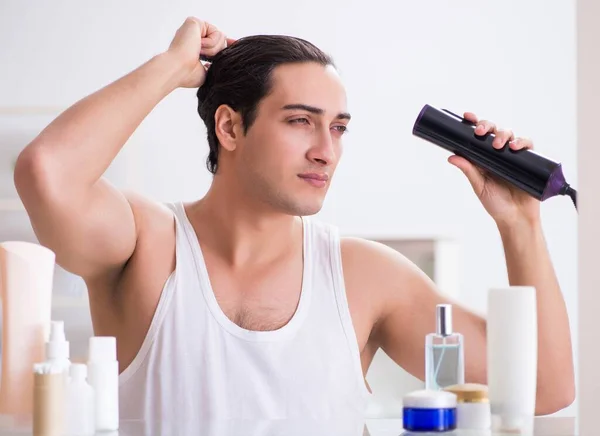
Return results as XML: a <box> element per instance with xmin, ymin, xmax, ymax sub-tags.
<box><xmin>281</xmin><ymin>104</ymin><xmax>351</xmax><ymax>121</ymax></box>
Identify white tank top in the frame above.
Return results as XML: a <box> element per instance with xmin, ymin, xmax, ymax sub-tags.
<box><xmin>118</xmin><ymin>202</ymin><xmax>371</xmax><ymax>422</ymax></box>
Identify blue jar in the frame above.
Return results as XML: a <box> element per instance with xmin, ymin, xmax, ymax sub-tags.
<box><xmin>402</xmin><ymin>390</ymin><xmax>457</xmax><ymax>432</ymax></box>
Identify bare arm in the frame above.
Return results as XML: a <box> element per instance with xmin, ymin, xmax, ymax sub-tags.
<box><xmin>347</xmin><ymin>226</ymin><xmax>574</xmax><ymax>416</ymax></box>
<box><xmin>369</xmin><ymin>112</ymin><xmax>574</xmax><ymax>415</ymax></box>
<box><xmin>14</xmin><ymin>53</ymin><xmax>183</xmax><ymax>279</ymax></box>
<box><xmin>14</xmin><ymin>17</ymin><xmax>225</xmax><ymax>281</ymax></box>
<box><xmin>497</xmin><ymin>220</ymin><xmax>575</xmax><ymax>412</ymax></box>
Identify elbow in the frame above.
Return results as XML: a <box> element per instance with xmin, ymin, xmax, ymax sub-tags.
<box><xmin>13</xmin><ymin>145</ymin><xmax>56</xmax><ymax>204</ymax></box>
<box><xmin>535</xmin><ymin>381</ymin><xmax>576</xmax><ymax>416</ymax></box>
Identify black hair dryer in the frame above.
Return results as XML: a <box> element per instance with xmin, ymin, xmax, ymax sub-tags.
<box><xmin>412</xmin><ymin>104</ymin><xmax>578</xmax><ymax>210</ymax></box>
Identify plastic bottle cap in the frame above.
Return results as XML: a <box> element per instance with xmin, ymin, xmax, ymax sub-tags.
<box><xmin>50</xmin><ymin>321</ymin><xmax>66</xmax><ymax>341</ymax></box>
<box><xmin>444</xmin><ymin>383</ymin><xmax>489</xmax><ymax>403</ymax></box>
<box><xmin>70</xmin><ymin>363</ymin><xmax>87</xmax><ymax>381</ymax></box>
<box><xmin>88</xmin><ymin>336</ymin><xmax>117</xmax><ymax>362</ymax></box>
<box><xmin>403</xmin><ymin>389</ymin><xmax>457</xmax><ymax>409</ymax></box>
<box><xmin>46</xmin><ymin>320</ymin><xmax>69</xmax><ymax>359</ymax></box>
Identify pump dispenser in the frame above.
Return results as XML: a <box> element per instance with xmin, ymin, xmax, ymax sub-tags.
<box><xmin>45</xmin><ymin>320</ymin><xmax>70</xmax><ymax>375</ymax></box>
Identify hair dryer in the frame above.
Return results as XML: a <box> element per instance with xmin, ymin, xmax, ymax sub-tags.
<box><xmin>412</xmin><ymin>104</ymin><xmax>577</xmax><ymax>210</ymax></box>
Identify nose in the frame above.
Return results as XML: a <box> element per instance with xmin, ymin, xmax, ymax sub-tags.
<box><xmin>306</xmin><ymin>129</ymin><xmax>336</xmax><ymax>166</ymax></box>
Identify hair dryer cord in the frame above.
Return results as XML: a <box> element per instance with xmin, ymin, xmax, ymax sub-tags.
<box><xmin>564</xmin><ymin>186</ymin><xmax>577</xmax><ymax>210</ymax></box>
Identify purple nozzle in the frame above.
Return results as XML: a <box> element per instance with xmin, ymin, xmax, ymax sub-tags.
<box><xmin>542</xmin><ymin>164</ymin><xmax>567</xmax><ymax>201</ymax></box>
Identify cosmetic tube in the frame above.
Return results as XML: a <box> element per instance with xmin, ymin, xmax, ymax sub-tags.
<box><xmin>487</xmin><ymin>286</ymin><xmax>537</xmax><ymax>433</ymax></box>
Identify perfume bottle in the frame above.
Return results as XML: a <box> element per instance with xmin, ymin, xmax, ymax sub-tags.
<box><xmin>425</xmin><ymin>304</ymin><xmax>465</xmax><ymax>390</ymax></box>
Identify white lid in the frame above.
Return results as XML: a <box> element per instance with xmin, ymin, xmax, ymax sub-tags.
<box><xmin>46</xmin><ymin>320</ymin><xmax>69</xmax><ymax>360</ymax></box>
<box><xmin>88</xmin><ymin>336</ymin><xmax>117</xmax><ymax>362</ymax></box>
<box><xmin>403</xmin><ymin>390</ymin><xmax>457</xmax><ymax>409</ymax></box>
<box><xmin>69</xmin><ymin>363</ymin><xmax>87</xmax><ymax>381</ymax></box>
<box><xmin>33</xmin><ymin>362</ymin><xmax>64</xmax><ymax>374</ymax></box>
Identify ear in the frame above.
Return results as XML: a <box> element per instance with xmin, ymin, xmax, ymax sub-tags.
<box><xmin>214</xmin><ymin>104</ymin><xmax>243</xmax><ymax>152</ymax></box>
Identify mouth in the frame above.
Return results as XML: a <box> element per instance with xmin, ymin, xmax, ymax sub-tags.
<box><xmin>298</xmin><ymin>172</ymin><xmax>329</xmax><ymax>188</ymax></box>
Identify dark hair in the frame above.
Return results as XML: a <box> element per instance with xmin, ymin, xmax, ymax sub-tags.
<box><xmin>196</xmin><ymin>35</ymin><xmax>334</xmax><ymax>175</ymax></box>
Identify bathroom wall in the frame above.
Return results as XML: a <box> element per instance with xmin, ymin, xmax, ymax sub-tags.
<box><xmin>0</xmin><ymin>0</ymin><xmax>578</xmax><ymax>416</ymax></box>
<box><xmin>576</xmin><ymin>0</ymin><xmax>599</xmax><ymax>432</ymax></box>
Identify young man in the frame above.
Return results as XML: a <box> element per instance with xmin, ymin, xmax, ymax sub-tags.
<box><xmin>15</xmin><ymin>17</ymin><xmax>574</xmax><ymax>420</ymax></box>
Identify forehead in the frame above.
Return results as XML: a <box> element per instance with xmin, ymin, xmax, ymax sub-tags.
<box><xmin>263</xmin><ymin>62</ymin><xmax>347</xmax><ymax>113</ymax></box>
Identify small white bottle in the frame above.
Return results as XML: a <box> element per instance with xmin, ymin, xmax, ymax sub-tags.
<box><xmin>45</xmin><ymin>320</ymin><xmax>71</xmax><ymax>375</ymax></box>
<box><xmin>87</xmin><ymin>336</ymin><xmax>119</xmax><ymax>431</ymax></box>
<box><xmin>65</xmin><ymin>363</ymin><xmax>95</xmax><ymax>436</ymax></box>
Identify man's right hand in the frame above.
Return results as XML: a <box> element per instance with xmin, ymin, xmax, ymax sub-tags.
<box><xmin>167</xmin><ymin>17</ymin><xmax>233</xmax><ymax>89</ymax></box>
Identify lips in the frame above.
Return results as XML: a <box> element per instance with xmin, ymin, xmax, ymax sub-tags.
<box><xmin>298</xmin><ymin>173</ymin><xmax>329</xmax><ymax>182</ymax></box>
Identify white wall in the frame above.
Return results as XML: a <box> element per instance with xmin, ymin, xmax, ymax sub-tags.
<box><xmin>1</xmin><ymin>0</ymin><xmax>578</xmax><ymax>416</ymax></box>
<box><xmin>576</xmin><ymin>0</ymin><xmax>599</xmax><ymax>432</ymax></box>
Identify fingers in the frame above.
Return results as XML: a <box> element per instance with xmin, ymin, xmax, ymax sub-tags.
<box><xmin>466</xmin><ymin>111</ymin><xmax>534</xmax><ymax>151</ymax></box>
<box><xmin>474</xmin><ymin>119</ymin><xmax>496</xmax><ymax>136</ymax></box>
<box><xmin>182</xmin><ymin>17</ymin><xmax>228</xmax><ymax>58</ymax></box>
<box><xmin>184</xmin><ymin>16</ymin><xmax>203</xmax><ymax>28</ymax></box>
<box><xmin>201</xmin><ymin>31</ymin><xmax>226</xmax><ymax>57</ymax></box>
<box><xmin>492</xmin><ymin>128</ymin><xmax>514</xmax><ymax>149</ymax></box>
<box><xmin>510</xmin><ymin>137</ymin><xmax>534</xmax><ymax>151</ymax></box>
<box><xmin>463</xmin><ymin>112</ymin><xmax>478</xmax><ymax>124</ymax></box>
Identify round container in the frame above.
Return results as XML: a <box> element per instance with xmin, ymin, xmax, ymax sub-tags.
<box><xmin>444</xmin><ymin>383</ymin><xmax>491</xmax><ymax>429</ymax></box>
<box><xmin>402</xmin><ymin>390</ymin><xmax>457</xmax><ymax>432</ymax></box>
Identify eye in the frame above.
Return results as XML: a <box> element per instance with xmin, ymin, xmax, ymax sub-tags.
<box><xmin>332</xmin><ymin>125</ymin><xmax>348</xmax><ymax>134</ymax></box>
<box><xmin>289</xmin><ymin>118</ymin><xmax>310</xmax><ymax>125</ymax></box>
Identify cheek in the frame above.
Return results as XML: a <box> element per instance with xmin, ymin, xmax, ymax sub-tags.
<box><xmin>246</xmin><ymin>124</ymin><xmax>307</xmax><ymax>168</ymax></box>
<box><xmin>334</xmin><ymin>139</ymin><xmax>344</xmax><ymax>160</ymax></box>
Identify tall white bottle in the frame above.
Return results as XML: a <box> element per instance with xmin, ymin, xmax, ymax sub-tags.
<box><xmin>487</xmin><ymin>286</ymin><xmax>537</xmax><ymax>433</ymax></box>
<box><xmin>87</xmin><ymin>337</ymin><xmax>119</xmax><ymax>431</ymax></box>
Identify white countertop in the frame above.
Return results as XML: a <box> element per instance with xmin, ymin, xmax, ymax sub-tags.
<box><xmin>0</xmin><ymin>415</ymin><xmax>576</xmax><ymax>435</ymax></box>
<box><xmin>366</xmin><ymin>417</ymin><xmax>575</xmax><ymax>435</ymax></box>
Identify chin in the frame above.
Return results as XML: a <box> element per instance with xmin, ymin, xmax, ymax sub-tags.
<box><xmin>280</xmin><ymin>198</ymin><xmax>324</xmax><ymax>217</ymax></box>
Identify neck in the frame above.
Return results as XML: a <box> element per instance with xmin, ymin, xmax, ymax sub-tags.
<box><xmin>186</xmin><ymin>175</ymin><xmax>302</xmax><ymax>268</ymax></box>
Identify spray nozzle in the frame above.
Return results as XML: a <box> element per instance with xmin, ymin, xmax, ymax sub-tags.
<box><xmin>46</xmin><ymin>320</ymin><xmax>69</xmax><ymax>360</ymax></box>
<box><xmin>436</xmin><ymin>304</ymin><xmax>453</xmax><ymax>337</ymax></box>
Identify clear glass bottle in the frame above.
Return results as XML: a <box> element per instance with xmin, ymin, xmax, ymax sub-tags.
<box><xmin>425</xmin><ymin>304</ymin><xmax>465</xmax><ymax>390</ymax></box>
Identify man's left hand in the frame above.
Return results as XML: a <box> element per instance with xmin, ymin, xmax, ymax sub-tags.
<box><xmin>447</xmin><ymin>112</ymin><xmax>541</xmax><ymax>228</ymax></box>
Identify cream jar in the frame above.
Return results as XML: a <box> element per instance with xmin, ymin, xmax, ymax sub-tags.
<box><xmin>443</xmin><ymin>383</ymin><xmax>491</xmax><ymax>430</ymax></box>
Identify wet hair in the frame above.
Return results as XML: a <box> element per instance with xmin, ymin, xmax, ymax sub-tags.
<box><xmin>196</xmin><ymin>35</ymin><xmax>334</xmax><ymax>174</ymax></box>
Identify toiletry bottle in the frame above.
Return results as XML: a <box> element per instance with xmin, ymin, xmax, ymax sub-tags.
<box><xmin>65</xmin><ymin>364</ymin><xmax>95</xmax><ymax>436</ymax></box>
<box><xmin>487</xmin><ymin>287</ymin><xmax>537</xmax><ymax>433</ymax></box>
<box><xmin>87</xmin><ymin>336</ymin><xmax>119</xmax><ymax>431</ymax></box>
<box><xmin>444</xmin><ymin>383</ymin><xmax>491</xmax><ymax>431</ymax></box>
<box><xmin>0</xmin><ymin>241</ymin><xmax>55</xmax><ymax>416</ymax></box>
<box><xmin>45</xmin><ymin>320</ymin><xmax>71</xmax><ymax>377</ymax></box>
<box><xmin>425</xmin><ymin>304</ymin><xmax>464</xmax><ymax>390</ymax></box>
<box><xmin>33</xmin><ymin>362</ymin><xmax>65</xmax><ymax>436</ymax></box>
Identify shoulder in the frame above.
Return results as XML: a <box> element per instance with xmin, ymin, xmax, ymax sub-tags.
<box><xmin>340</xmin><ymin>236</ymin><xmax>428</xmax><ymax>282</ymax></box>
<box><xmin>340</xmin><ymin>236</ymin><xmax>438</xmax><ymax>320</ymax></box>
<box><xmin>123</xmin><ymin>190</ymin><xmax>175</xmax><ymax>236</ymax></box>
<box><xmin>115</xmin><ymin>192</ymin><xmax>177</xmax><ymax>293</ymax></box>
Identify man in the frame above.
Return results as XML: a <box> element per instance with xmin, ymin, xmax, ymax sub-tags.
<box><xmin>15</xmin><ymin>17</ymin><xmax>574</xmax><ymax>420</ymax></box>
